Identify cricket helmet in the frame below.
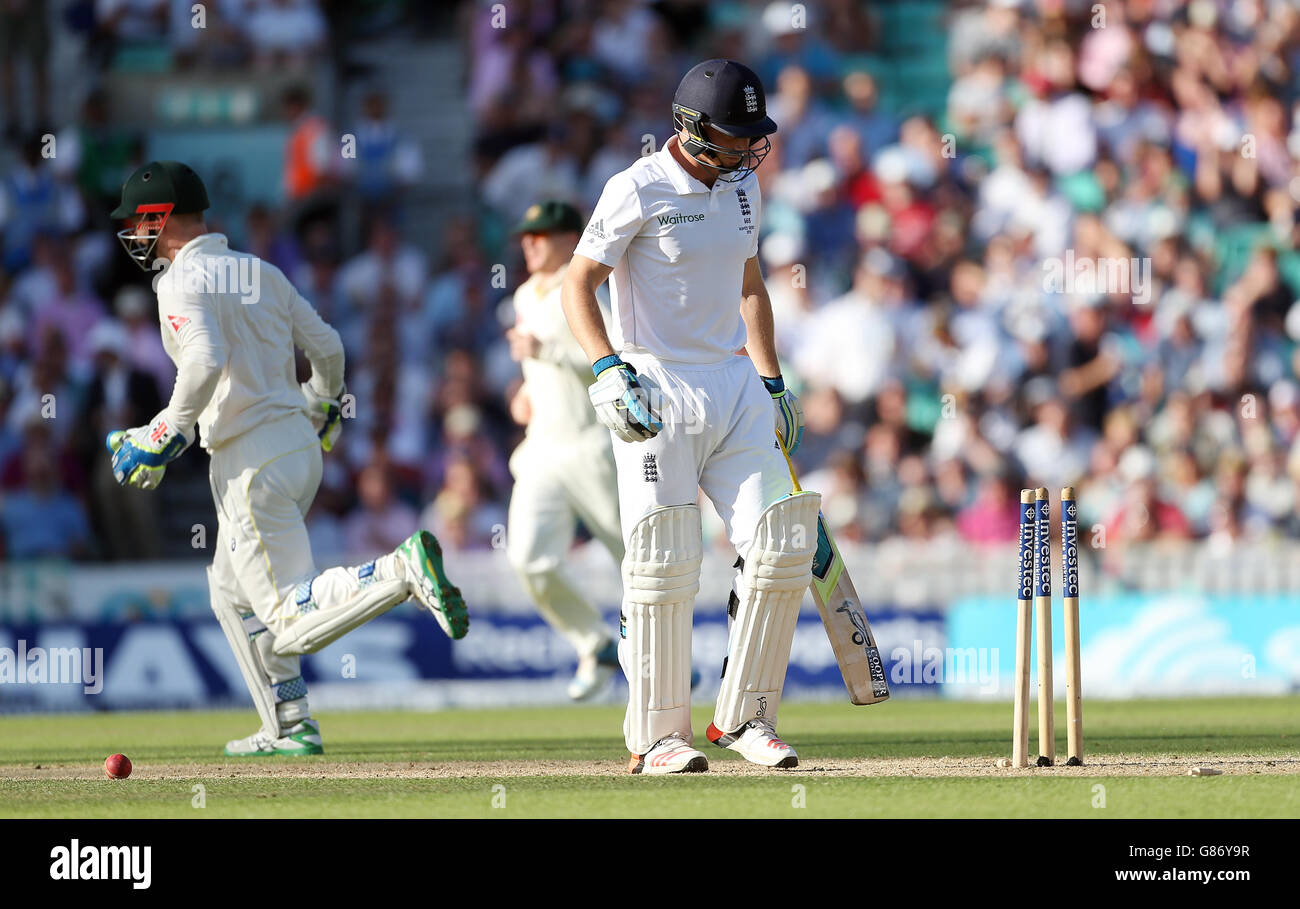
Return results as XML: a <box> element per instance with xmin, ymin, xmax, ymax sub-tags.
<box><xmin>112</xmin><ymin>160</ymin><xmax>210</xmax><ymax>269</ymax></box>
<box><xmin>672</xmin><ymin>59</ymin><xmax>777</xmax><ymax>182</ymax></box>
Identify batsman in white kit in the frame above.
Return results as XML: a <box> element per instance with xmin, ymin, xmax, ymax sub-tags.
<box><xmin>504</xmin><ymin>200</ymin><xmax>624</xmax><ymax>699</ymax></box>
<box><xmin>106</xmin><ymin>161</ymin><xmax>468</xmax><ymax>756</ymax></box>
<box><xmin>562</xmin><ymin>60</ymin><xmax>813</xmax><ymax>773</ymax></box>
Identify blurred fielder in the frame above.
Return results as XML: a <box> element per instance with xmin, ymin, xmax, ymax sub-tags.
<box><xmin>562</xmin><ymin>60</ymin><xmax>812</xmax><ymax>774</ymax></box>
<box><xmin>504</xmin><ymin>200</ymin><xmax>624</xmax><ymax>699</ymax></box>
<box><xmin>107</xmin><ymin>161</ymin><xmax>468</xmax><ymax>756</ymax></box>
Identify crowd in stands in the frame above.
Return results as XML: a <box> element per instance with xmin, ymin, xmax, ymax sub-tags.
<box><xmin>3</xmin><ymin>0</ymin><xmax>1300</xmax><ymax>561</ymax></box>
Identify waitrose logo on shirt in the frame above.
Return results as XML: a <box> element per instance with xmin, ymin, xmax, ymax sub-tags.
<box><xmin>658</xmin><ymin>212</ymin><xmax>706</xmax><ymax>225</ymax></box>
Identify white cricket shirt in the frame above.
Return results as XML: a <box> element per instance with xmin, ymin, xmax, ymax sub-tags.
<box><xmin>155</xmin><ymin>233</ymin><xmax>344</xmax><ymax>450</ymax></box>
<box><xmin>512</xmin><ymin>263</ymin><xmax>602</xmax><ymax>439</ymax></box>
<box><xmin>574</xmin><ymin>138</ymin><xmax>760</xmax><ymax>365</ymax></box>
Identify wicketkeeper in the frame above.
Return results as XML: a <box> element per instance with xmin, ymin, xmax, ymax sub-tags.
<box><xmin>107</xmin><ymin>161</ymin><xmax>468</xmax><ymax>756</ymax></box>
<box><xmin>562</xmin><ymin>60</ymin><xmax>814</xmax><ymax>774</ymax></box>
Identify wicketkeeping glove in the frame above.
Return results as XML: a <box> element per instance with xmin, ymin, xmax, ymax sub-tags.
<box><xmin>588</xmin><ymin>355</ymin><xmax>663</xmax><ymax>443</ymax></box>
<box><xmin>763</xmin><ymin>375</ymin><xmax>803</xmax><ymax>455</ymax></box>
<box><xmin>107</xmin><ymin>412</ymin><xmax>193</xmax><ymax>490</ymax></box>
<box><xmin>302</xmin><ymin>382</ymin><xmax>345</xmax><ymax>452</ymax></box>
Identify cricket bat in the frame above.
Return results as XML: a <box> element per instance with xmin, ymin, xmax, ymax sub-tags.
<box><xmin>778</xmin><ymin>438</ymin><xmax>890</xmax><ymax>705</ymax></box>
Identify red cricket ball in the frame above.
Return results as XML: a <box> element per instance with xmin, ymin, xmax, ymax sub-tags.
<box><xmin>104</xmin><ymin>753</ymin><xmax>132</xmax><ymax>780</ymax></box>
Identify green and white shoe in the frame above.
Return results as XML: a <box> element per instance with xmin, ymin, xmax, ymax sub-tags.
<box><xmin>224</xmin><ymin>719</ymin><xmax>324</xmax><ymax>757</ymax></box>
<box><xmin>395</xmin><ymin>530</ymin><xmax>469</xmax><ymax>640</ymax></box>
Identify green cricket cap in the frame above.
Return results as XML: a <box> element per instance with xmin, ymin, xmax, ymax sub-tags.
<box><xmin>111</xmin><ymin>160</ymin><xmax>210</xmax><ymax>220</ymax></box>
<box><xmin>512</xmin><ymin>200</ymin><xmax>583</xmax><ymax>235</ymax></box>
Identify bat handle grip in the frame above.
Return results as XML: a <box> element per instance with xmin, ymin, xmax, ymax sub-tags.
<box><xmin>776</xmin><ymin>431</ymin><xmax>803</xmax><ymax>493</ymax></box>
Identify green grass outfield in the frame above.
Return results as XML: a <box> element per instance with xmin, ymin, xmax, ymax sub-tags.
<box><xmin>0</xmin><ymin>697</ymin><xmax>1296</xmax><ymax>818</ymax></box>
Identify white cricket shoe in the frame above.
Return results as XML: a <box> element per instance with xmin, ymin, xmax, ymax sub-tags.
<box><xmin>627</xmin><ymin>733</ymin><xmax>709</xmax><ymax>775</ymax></box>
<box><xmin>568</xmin><ymin>639</ymin><xmax>620</xmax><ymax>701</ymax></box>
<box><xmin>706</xmin><ymin>718</ymin><xmax>798</xmax><ymax>768</ymax></box>
<box><xmin>224</xmin><ymin>719</ymin><xmax>324</xmax><ymax>757</ymax></box>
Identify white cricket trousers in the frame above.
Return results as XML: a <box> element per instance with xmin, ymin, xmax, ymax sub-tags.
<box><xmin>506</xmin><ymin>425</ymin><xmax>624</xmax><ymax>657</ymax></box>
<box><xmin>612</xmin><ymin>353</ymin><xmax>791</xmax><ymax>554</ymax></box>
<box><xmin>205</xmin><ymin>411</ymin><xmax>413</xmax><ymax>737</ymax></box>
<box><xmin>208</xmin><ymin>411</ymin><xmax>324</xmax><ymax>623</ymax></box>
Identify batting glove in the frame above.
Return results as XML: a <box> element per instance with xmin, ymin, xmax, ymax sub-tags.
<box><xmin>107</xmin><ymin>412</ymin><xmax>193</xmax><ymax>490</ymax></box>
<box><xmin>763</xmin><ymin>375</ymin><xmax>804</xmax><ymax>455</ymax></box>
<box><xmin>588</xmin><ymin>355</ymin><xmax>663</xmax><ymax>443</ymax></box>
<box><xmin>302</xmin><ymin>382</ymin><xmax>346</xmax><ymax>452</ymax></box>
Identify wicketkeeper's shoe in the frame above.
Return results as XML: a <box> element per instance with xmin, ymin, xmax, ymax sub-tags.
<box><xmin>395</xmin><ymin>530</ymin><xmax>468</xmax><ymax>640</ymax></box>
<box><xmin>224</xmin><ymin>719</ymin><xmax>324</xmax><ymax>757</ymax></box>
<box><xmin>568</xmin><ymin>638</ymin><xmax>620</xmax><ymax>701</ymax></box>
<box><xmin>628</xmin><ymin>733</ymin><xmax>709</xmax><ymax>775</ymax></box>
<box><xmin>706</xmin><ymin>718</ymin><xmax>798</xmax><ymax>768</ymax></box>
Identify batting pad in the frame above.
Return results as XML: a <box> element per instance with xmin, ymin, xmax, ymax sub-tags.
<box><xmin>714</xmin><ymin>491</ymin><xmax>821</xmax><ymax>733</ymax></box>
<box><xmin>208</xmin><ymin>565</ymin><xmax>308</xmax><ymax>736</ymax></box>
<box><xmin>270</xmin><ymin>561</ymin><xmax>410</xmax><ymax>656</ymax></box>
<box><xmin>620</xmin><ymin>504</ymin><xmax>703</xmax><ymax>755</ymax></box>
